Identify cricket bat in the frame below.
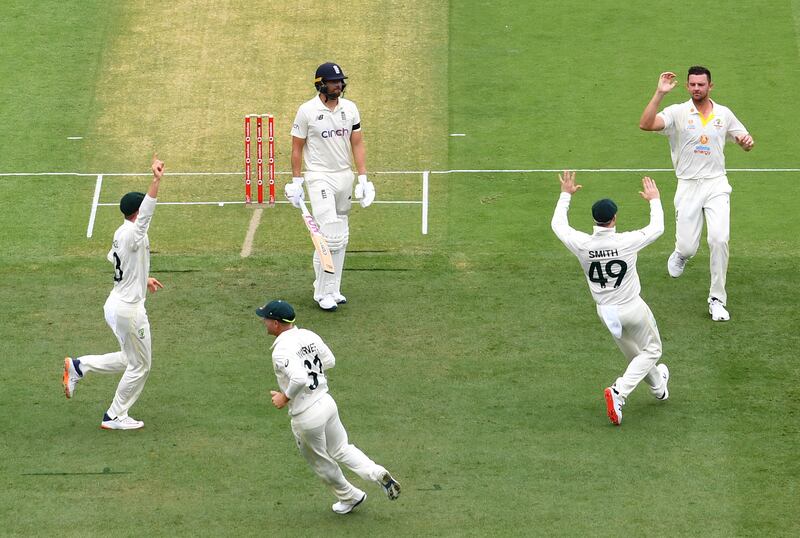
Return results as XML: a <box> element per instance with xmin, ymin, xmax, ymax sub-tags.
<box><xmin>299</xmin><ymin>200</ymin><xmax>335</xmax><ymax>274</ymax></box>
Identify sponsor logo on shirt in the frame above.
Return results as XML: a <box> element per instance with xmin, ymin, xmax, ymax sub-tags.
<box><xmin>699</xmin><ymin>135</ymin><xmax>709</xmax><ymax>144</ymax></box>
<box><xmin>321</xmin><ymin>128</ymin><xmax>350</xmax><ymax>139</ymax></box>
<box><xmin>694</xmin><ymin>145</ymin><xmax>712</xmax><ymax>156</ymax></box>
<box><xmin>341</xmin><ymin>111</ymin><xmax>346</xmax><ymax>121</ymax></box>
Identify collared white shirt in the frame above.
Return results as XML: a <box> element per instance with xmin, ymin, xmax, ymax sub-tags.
<box><xmin>657</xmin><ymin>99</ymin><xmax>748</xmax><ymax>180</ymax></box>
<box><xmin>551</xmin><ymin>193</ymin><xmax>664</xmax><ymax>305</ymax></box>
<box><xmin>107</xmin><ymin>194</ymin><xmax>156</xmax><ymax>304</ymax></box>
<box><xmin>270</xmin><ymin>326</ymin><xmax>336</xmax><ymax>416</ymax></box>
<box><xmin>291</xmin><ymin>95</ymin><xmax>362</xmax><ymax>173</ymax></box>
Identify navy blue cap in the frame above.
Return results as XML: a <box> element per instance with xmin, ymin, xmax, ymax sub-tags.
<box><xmin>256</xmin><ymin>300</ymin><xmax>296</xmax><ymax>323</ymax></box>
<box><xmin>592</xmin><ymin>199</ymin><xmax>618</xmax><ymax>224</ymax></box>
<box><xmin>120</xmin><ymin>192</ymin><xmax>145</xmax><ymax>216</ymax></box>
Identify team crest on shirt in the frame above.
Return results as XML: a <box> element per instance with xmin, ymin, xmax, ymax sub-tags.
<box><xmin>317</xmin><ymin>114</ymin><xmax>324</xmax><ymax>121</ymax></box>
<box><xmin>713</xmin><ymin>118</ymin><xmax>724</xmax><ymax>129</ymax></box>
<box><xmin>341</xmin><ymin>111</ymin><xmax>346</xmax><ymax>121</ymax></box>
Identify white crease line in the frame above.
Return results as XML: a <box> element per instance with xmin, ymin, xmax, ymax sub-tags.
<box><xmin>95</xmin><ymin>200</ymin><xmax>422</xmax><ymax>206</ymax></box>
<box><xmin>422</xmin><ymin>171</ymin><xmax>429</xmax><ymax>235</ymax></box>
<box><xmin>2</xmin><ymin>168</ymin><xmax>799</xmax><ymax>177</ymax></box>
<box><xmin>86</xmin><ymin>174</ymin><xmax>103</xmax><ymax>238</ymax></box>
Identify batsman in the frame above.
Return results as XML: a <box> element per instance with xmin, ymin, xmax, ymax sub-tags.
<box><xmin>285</xmin><ymin>62</ymin><xmax>375</xmax><ymax>311</ymax></box>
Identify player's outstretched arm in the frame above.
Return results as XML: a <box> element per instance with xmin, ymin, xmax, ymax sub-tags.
<box><xmin>638</xmin><ymin>176</ymin><xmax>660</xmax><ymax>201</ymax></box>
<box><xmin>637</xmin><ymin>176</ymin><xmax>664</xmax><ymax>241</ymax></box>
<box><xmin>148</xmin><ymin>154</ymin><xmax>165</xmax><ymax>198</ymax></box>
<box><xmin>559</xmin><ymin>170</ymin><xmax>582</xmax><ymax>194</ymax></box>
<box><xmin>639</xmin><ymin>72</ymin><xmax>675</xmax><ymax>131</ymax></box>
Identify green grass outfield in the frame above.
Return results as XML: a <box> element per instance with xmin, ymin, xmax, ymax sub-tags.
<box><xmin>1</xmin><ymin>1</ymin><xmax>798</xmax><ymax>536</ymax></box>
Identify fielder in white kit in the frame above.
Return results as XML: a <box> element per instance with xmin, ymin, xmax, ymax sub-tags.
<box><xmin>639</xmin><ymin>66</ymin><xmax>755</xmax><ymax>321</ymax></box>
<box><xmin>285</xmin><ymin>62</ymin><xmax>375</xmax><ymax>311</ymax></box>
<box><xmin>257</xmin><ymin>299</ymin><xmax>400</xmax><ymax>514</ymax></box>
<box><xmin>62</xmin><ymin>156</ymin><xmax>165</xmax><ymax>430</ymax></box>
<box><xmin>551</xmin><ymin>171</ymin><xmax>670</xmax><ymax>425</ymax></box>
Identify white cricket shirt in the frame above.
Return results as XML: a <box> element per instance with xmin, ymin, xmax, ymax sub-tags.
<box><xmin>657</xmin><ymin>99</ymin><xmax>748</xmax><ymax>179</ymax></box>
<box><xmin>107</xmin><ymin>194</ymin><xmax>156</xmax><ymax>304</ymax></box>
<box><xmin>551</xmin><ymin>193</ymin><xmax>664</xmax><ymax>305</ymax></box>
<box><xmin>291</xmin><ymin>95</ymin><xmax>362</xmax><ymax>173</ymax></box>
<box><xmin>271</xmin><ymin>326</ymin><xmax>336</xmax><ymax>416</ymax></box>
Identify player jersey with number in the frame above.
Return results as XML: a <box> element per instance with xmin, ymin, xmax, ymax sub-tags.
<box><xmin>291</xmin><ymin>95</ymin><xmax>362</xmax><ymax>173</ymax></box>
<box><xmin>107</xmin><ymin>194</ymin><xmax>156</xmax><ymax>304</ymax></box>
<box><xmin>551</xmin><ymin>193</ymin><xmax>664</xmax><ymax>305</ymax></box>
<box><xmin>657</xmin><ymin>99</ymin><xmax>748</xmax><ymax>180</ymax></box>
<box><xmin>271</xmin><ymin>326</ymin><xmax>336</xmax><ymax>416</ymax></box>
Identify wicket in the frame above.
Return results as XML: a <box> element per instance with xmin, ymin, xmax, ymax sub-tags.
<box><xmin>244</xmin><ymin>114</ymin><xmax>275</xmax><ymax>205</ymax></box>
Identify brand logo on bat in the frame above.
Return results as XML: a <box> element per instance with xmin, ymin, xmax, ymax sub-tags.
<box><xmin>304</xmin><ymin>215</ymin><xmax>321</xmax><ymax>233</ymax></box>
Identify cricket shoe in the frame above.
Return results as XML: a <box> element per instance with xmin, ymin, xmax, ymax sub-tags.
<box><xmin>652</xmin><ymin>363</ymin><xmax>670</xmax><ymax>400</ymax></box>
<box><xmin>62</xmin><ymin>357</ymin><xmax>82</xmax><ymax>399</ymax></box>
<box><xmin>604</xmin><ymin>386</ymin><xmax>624</xmax><ymax>425</ymax></box>
<box><xmin>667</xmin><ymin>251</ymin><xmax>687</xmax><ymax>278</ymax></box>
<box><xmin>332</xmin><ymin>492</ymin><xmax>366</xmax><ymax>514</ymax></box>
<box><xmin>101</xmin><ymin>413</ymin><xmax>144</xmax><ymax>430</ymax></box>
<box><xmin>317</xmin><ymin>294</ymin><xmax>338</xmax><ymax>311</ymax></box>
<box><xmin>708</xmin><ymin>298</ymin><xmax>730</xmax><ymax>322</ymax></box>
<box><xmin>334</xmin><ymin>293</ymin><xmax>347</xmax><ymax>304</ymax></box>
<box><xmin>379</xmin><ymin>471</ymin><xmax>401</xmax><ymax>500</ymax></box>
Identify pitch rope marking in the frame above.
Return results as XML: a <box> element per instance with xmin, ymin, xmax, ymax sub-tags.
<box><xmin>240</xmin><ymin>207</ymin><xmax>263</xmax><ymax>258</ymax></box>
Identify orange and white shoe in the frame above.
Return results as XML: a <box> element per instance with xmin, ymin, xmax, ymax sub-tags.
<box><xmin>604</xmin><ymin>386</ymin><xmax>624</xmax><ymax>425</ymax></box>
<box><xmin>62</xmin><ymin>357</ymin><xmax>81</xmax><ymax>399</ymax></box>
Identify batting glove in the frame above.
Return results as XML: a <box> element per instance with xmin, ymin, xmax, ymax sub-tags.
<box><xmin>284</xmin><ymin>177</ymin><xmax>305</xmax><ymax>208</ymax></box>
<box><xmin>354</xmin><ymin>174</ymin><xmax>375</xmax><ymax>208</ymax></box>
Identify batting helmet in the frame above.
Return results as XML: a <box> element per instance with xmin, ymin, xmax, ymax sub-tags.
<box><xmin>314</xmin><ymin>62</ymin><xmax>347</xmax><ymax>93</ymax></box>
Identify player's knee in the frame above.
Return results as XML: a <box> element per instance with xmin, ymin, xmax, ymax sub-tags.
<box><xmin>707</xmin><ymin>233</ymin><xmax>729</xmax><ymax>250</ymax></box>
<box><xmin>321</xmin><ymin>217</ymin><xmax>349</xmax><ymax>251</ymax></box>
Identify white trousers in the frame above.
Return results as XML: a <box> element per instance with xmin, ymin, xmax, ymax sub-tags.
<box><xmin>78</xmin><ymin>294</ymin><xmax>152</xmax><ymax>419</ymax></box>
<box><xmin>305</xmin><ymin>170</ymin><xmax>354</xmax><ymax>299</ymax></box>
<box><xmin>290</xmin><ymin>393</ymin><xmax>386</xmax><ymax>503</ymax></box>
<box><xmin>674</xmin><ymin>175</ymin><xmax>731</xmax><ymax>303</ymax></box>
<box><xmin>597</xmin><ymin>296</ymin><xmax>664</xmax><ymax>399</ymax></box>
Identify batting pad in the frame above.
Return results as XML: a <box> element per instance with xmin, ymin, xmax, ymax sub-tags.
<box><xmin>321</xmin><ymin>217</ymin><xmax>349</xmax><ymax>251</ymax></box>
